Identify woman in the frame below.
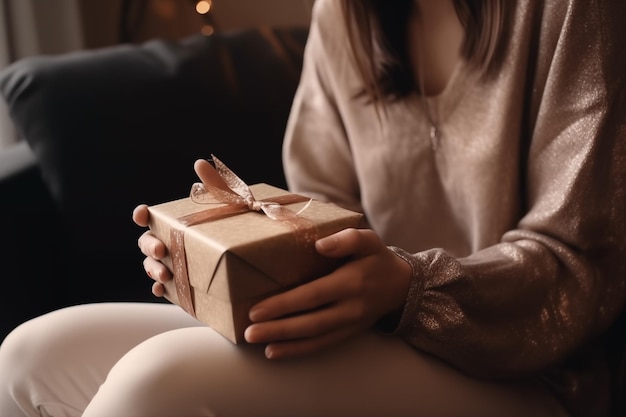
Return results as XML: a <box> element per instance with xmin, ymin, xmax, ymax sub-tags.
<box><xmin>1</xmin><ymin>0</ymin><xmax>624</xmax><ymax>416</ymax></box>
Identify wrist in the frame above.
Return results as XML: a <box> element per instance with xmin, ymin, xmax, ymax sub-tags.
<box><xmin>385</xmin><ymin>246</ymin><xmax>425</xmax><ymax>334</ymax></box>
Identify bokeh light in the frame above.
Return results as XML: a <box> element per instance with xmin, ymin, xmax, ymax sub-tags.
<box><xmin>201</xmin><ymin>24</ymin><xmax>215</xmax><ymax>36</ymax></box>
<box><xmin>196</xmin><ymin>0</ymin><xmax>212</xmax><ymax>15</ymax></box>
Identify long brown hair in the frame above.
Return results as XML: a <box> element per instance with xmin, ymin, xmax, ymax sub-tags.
<box><xmin>341</xmin><ymin>0</ymin><xmax>508</xmax><ymax>102</ymax></box>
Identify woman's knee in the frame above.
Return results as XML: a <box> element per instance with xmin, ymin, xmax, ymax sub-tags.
<box><xmin>0</xmin><ymin>304</ymin><xmax>127</xmax><ymax>394</ymax></box>
<box><xmin>0</xmin><ymin>316</ymin><xmax>64</xmax><ymax>416</ymax></box>
<box><xmin>0</xmin><ymin>315</ymin><xmax>56</xmax><ymax>382</ymax></box>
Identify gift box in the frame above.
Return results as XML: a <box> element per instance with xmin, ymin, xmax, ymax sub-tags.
<box><xmin>147</xmin><ymin>159</ymin><xmax>363</xmax><ymax>343</ymax></box>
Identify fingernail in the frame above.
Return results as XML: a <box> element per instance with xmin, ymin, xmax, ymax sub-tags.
<box><xmin>249</xmin><ymin>307</ymin><xmax>265</xmax><ymax>322</ymax></box>
<box><xmin>316</xmin><ymin>236</ymin><xmax>337</xmax><ymax>252</ymax></box>
<box><xmin>243</xmin><ymin>326</ymin><xmax>254</xmax><ymax>342</ymax></box>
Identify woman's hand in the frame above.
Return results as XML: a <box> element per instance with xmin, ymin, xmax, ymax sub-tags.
<box><xmin>244</xmin><ymin>228</ymin><xmax>412</xmax><ymax>359</ymax></box>
<box><xmin>132</xmin><ymin>158</ymin><xmax>230</xmax><ymax>297</ymax></box>
<box><xmin>132</xmin><ymin>205</ymin><xmax>172</xmax><ymax>297</ymax></box>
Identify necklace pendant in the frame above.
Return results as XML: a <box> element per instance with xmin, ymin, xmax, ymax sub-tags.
<box><xmin>430</xmin><ymin>125</ymin><xmax>440</xmax><ymax>149</ymax></box>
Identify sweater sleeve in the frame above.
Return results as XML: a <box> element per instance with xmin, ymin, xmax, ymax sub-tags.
<box><xmin>282</xmin><ymin>0</ymin><xmax>364</xmax><ymax>215</ymax></box>
<box><xmin>394</xmin><ymin>0</ymin><xmax>626</xmax><ymax>378</ymax></box>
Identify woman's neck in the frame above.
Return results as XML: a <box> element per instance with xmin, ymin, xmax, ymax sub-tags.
<box><xmin>409</xmin><ymin>0</ymin><xmax>464</xmax><ymax>96</ymax></box>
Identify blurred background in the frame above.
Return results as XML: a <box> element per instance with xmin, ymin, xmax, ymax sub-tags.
<box><xmin>0</xmin><ymin>0</ymin><xmax>314</xmax><ymax>343</ymax></box>
<box><xmin>0</xmin><ymin>0</ymin><xmax>313</xmax><ymax>149</ymax></box>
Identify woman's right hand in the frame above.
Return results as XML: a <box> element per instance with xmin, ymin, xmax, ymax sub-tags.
<box><xmin>132</xmin><ymin>158</ymin><xmax>232</xmax><ymax>297</ymax></box>
<box><xmin>132</xmin><ymin>205</ymin><xmax>172</xmax><ymax>297</ymax></box>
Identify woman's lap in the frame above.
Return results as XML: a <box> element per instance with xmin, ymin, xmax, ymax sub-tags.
<box><xmin>0</xmin><ymin>303</ymin><xmax>204</xmax><ymax>416</ymax></box>
<box><xmin>0</xmin><ymin>303</ymin><xmax>568</xmax><ymax>417</ymax></box>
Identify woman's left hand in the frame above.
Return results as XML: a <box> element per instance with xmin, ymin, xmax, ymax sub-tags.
<box><xmin>244</xmin><ymin>228</ymin><xmax>412</xmax><ymax>359</ymax></box>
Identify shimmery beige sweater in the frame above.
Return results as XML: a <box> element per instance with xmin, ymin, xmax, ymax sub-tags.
<box><xmin>282</xmin><ymin>0</ymin><xmax>626</xmax><ymax>415</ymax></box>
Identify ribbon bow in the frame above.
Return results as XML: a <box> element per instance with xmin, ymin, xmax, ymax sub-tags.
<box><xmin>188</xmin><ymin>154</ymin><xmax>312</xmax><ymax>221</ymax></box>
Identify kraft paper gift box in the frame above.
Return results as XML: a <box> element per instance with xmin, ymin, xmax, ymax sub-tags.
<box><xmin>147</xmin><ymin>167</ymin><xmax>363</xmax><ymax>344</ymax></box>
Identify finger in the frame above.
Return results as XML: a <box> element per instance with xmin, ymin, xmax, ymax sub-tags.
<box><xmin>138</xmin><ymin>231</ymin><xmax>167</xmax><ymax>259</ymax></box>
<box><xmin>193</xmin><ymin>159</ymin><xmax>231</xmax><ymax>191</ymax></box>
<box><xmin>143</xmin><ymin>257</ymin><xmax>172</xmax><ymax>283</ymax></box>
<box><xmin>249</xmin><ymin>274</ymin><xmax>351</xmax><ymax>322</ymax></box>
<box><xmin>245</xmin><ymin>301</ymin><xmax>357</xmax><ymax>343</ymax></box>
<box><xmin>315</xmin><ymin>228</ymin><xmax>383</xmax><ymax>258</ymax></box>
<box><xmin>152</xmin><ymin>282</ymin><xmax>166</xmax><ymax>297</ymax></box>
<box><xmin>132</xmin><ymin>204</ymin><xmax>150</xmax><ymax>227</ymax></box>
<box><xmin>264</xmin><ymin>325</ymin><xmax>362</xmax><ymax>359</ymax></box>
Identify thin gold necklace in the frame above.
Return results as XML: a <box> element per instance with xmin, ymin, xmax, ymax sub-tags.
<box><xmin>421</xmin><ymin>86</ymin><xmax>440</xmax><ymax>149</ymax></box>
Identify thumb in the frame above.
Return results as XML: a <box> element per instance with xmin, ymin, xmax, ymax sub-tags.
<box><xmin>132</xmin><ymin>204</ymin><xmax>150</xmax><ymax>227</ymax></box>
<box><xmin>193</xmin><ymin>159</ymin><xmax>231</xmax><ymax>192</ymax></box>
<box><xmin>315</xmin><ymin>228</ymin><xmax>381</xmax><ymax>258</ymax></box>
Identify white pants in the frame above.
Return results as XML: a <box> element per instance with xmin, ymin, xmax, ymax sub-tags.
<box><xmin>0</xmin><ymin>303</ymin><xmax>568</xmax><ymax>417</ymax></box>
